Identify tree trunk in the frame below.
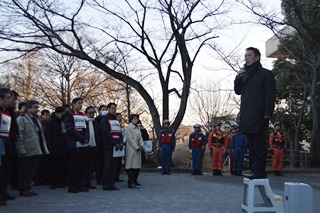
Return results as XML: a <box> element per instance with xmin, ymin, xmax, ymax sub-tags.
<box><xmin>309</xmin><ymin>68</ymin><xmax>320</xmax><ymax>166</ymax></box>
<box><xmin>126</xmin><ymin>83</ymin><xmax>131</xmax><ymax>119</ymax></box>
<box><xmin>162</xmin><ymin>86</ymin><xmax>169</xmax><ymax>123</ymax></box>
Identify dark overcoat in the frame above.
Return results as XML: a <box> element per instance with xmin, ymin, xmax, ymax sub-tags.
<box><xmin>234</xmin><ymin>66</ymin><xmax>276</xmax><ymax>135</ymax></box>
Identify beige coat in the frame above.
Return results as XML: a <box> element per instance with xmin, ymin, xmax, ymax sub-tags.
<box><xmin>16</xmin><ymin>115</ymin><xmax>49</xmax><ymax>158</ymax></box>
<box><xmin>125</xmin><ymin>123</ymin><xmax>143</xmax><ymax>169</ymax></box>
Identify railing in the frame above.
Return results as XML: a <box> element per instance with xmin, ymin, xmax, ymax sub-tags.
<box><xmin>266</xmin><ymin>149</ymin><xmax>309</xmax><ymax>167</ymax></box>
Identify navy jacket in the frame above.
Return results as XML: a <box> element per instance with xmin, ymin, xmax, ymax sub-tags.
<box><xmin>234</xmin><ymin>66</ymin><xmax>276</xmax><ymax>134</ymax></box>
<box><xmin>100</xmin><ymin>114</ymin><xmax>123</xmax><ymax>150</ymax></box>
<box><xmin>45</xmin><ymin>113</ymin><xmax>66</xmax><ymax>153</ymax></box>
<box><xmin>64</xmin><ymin>110</ymin><xmax>86</xmax><ymax>152</ymax></box>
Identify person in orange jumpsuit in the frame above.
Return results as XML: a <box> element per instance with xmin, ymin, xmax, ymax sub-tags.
<box><xmin>269</xmin><ymin>122</ymin><xmax>287</xmax><ymax>176</ymax></box>
<box><xmin>208</xmin><ymin>121</ymin><xmax>226</xmax><ymax>176</ymax></box>
<box><xmin>225</xmin><ymin>125</ymin><xmax>238</xmax><ymax>175</ymax></box>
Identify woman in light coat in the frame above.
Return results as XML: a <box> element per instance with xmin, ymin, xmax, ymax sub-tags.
<box><xmin>125</xmin><ymin>114</ymin><xmax>143</xmax><ymax>188</ymax></box>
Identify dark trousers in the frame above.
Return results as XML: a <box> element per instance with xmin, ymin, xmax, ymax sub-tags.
<box><xmin>191</xmin><ymin>148</ymin><xmax>202</xmax><ymax>170</ymax></box>
<box><xmin>233</xmin><ymin>147</ymin><xmax>245</xmax><ymax>171</ymax></box>
<box><xmin>47</xmin><ymin>152</ymin><xmax>67</xmax><ymax>186</ymax></box>
<box><xmin>67</xmin><ymin>152</ymin><xmax>85</xmax><ymax>189</ymax></box>
<box><xmin>82</xmin><ymin>147</ymin><xmax>96</xmax><ymax>187</ymax></box>
<box><xmin>35</xmin><ymin>155</ymin><xmax>49</xmax><ymax>185</ymax></box>
<box><xmin>115</xmin><ymin>157</ymin><xmax>122</xmax><ymax>181</ymax></box>
<box><xmin>161</xmin><ymin>144</ymin><xmax>172</xmax><ymax>170</ymax></box>
<box><xmin>141</xmin><ymin>150</ymin><xmax>146</xmax><ymax>165</ymax></box>
<box><xmin>102</xmin><ymin>149</ymin><xmax>117</xmax><ymax>188</ymax></box>
<box><xmin>95</xmin><ymin>158</ymin><xmax>103</xmax><ymax>184</ymax></box>
<box><xmin>0</xmin><ymin>155</ymin><xmax>14</xmax><ymax>195</ymax></box>
<box><xmin>246</xmin><ymin>133</ymin><xmax>267</xmax><ymax>174</ymax></box>
<box><xmin>18</xmin><ymin>155</ymin><xmax>40</xmax><ymax>192</ymax></box>
<box><xmin>127</xmin><ymin>168</ymin><xmax>140</xmax><ymax>185</ymax></box>
<box><xmin>95</xmin><ymin>149</ymin><xmax>104</xmax><ymax>184</ymax></box>
<box><xmin>10</xmin><ymin>156</ymin><xmax>19</xmax><ymax>190</ymax></box>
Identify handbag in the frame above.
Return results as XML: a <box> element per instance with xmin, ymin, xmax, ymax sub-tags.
<box><xmin>113</xmin><ymin>145</ymin><xmax>125</xmax><ymax>157</ymax></box>
<box><xmin>143</xmin><ymin>140</ymin><xmax>153</xmax><ymax>153</ymax></box>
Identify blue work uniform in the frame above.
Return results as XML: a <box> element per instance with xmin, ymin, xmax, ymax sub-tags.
<box><xmin>158</xmin><ymin>129</ymin><xmax>176</xmax><ymax>170</ymax></box>
<box><xmin>232</xmin><ymin>133</ymin><xmax>247</xmax><ymax>172</ymax></box>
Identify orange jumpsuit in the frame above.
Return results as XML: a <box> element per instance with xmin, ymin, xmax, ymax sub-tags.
<box><xmin>269</xmin><ymin>131</ymin><xmax>287</xmax><ymax>171</ymax></box>
<box><xmin>224</xmin><ymin>133</ymin><xmax>235</xmax><ymax>172</ymax></box>
<box><xmin>208</xmin><ymin>130</ymin><xmax>226</xmax><ymax>171</ymax></box>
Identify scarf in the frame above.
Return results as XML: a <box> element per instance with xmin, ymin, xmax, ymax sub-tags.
<box><xmin>84</xmin><ymin>116</ymin><xmax>96</xmax><ymax>147</ymax></box>
<box><xmin>242</xmin><ymin>61</ymin><xmax>262</xmax><ymax>82</ymax></box>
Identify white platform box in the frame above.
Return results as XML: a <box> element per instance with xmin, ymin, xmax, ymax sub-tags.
<box><xmin>284</xmin><ymin>182</ymin><xmax>313</xmax><ymax>213</ymax></box>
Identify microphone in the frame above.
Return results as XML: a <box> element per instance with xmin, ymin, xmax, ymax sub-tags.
<box><xmin>238</xmin><ymin>64</ymin><xmax>246</xmax><ymax>78</ymax></box>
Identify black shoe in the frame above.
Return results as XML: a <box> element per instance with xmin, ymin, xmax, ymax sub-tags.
<box><xmin>191</xmin><ymin>170</ymin><xmax>197</xmax><ymax>175</ymax></box>
<box><xmin>161</xmin><ymin>170</ymin><xmax>166</xmax><ymax>175</ymax></box>
<box><xmin>103</xmin><ymin>187</ymin><xmax>112</xmax><ymax>191</ymax></box>
<box><xmin>128</xmin><ymin>184</ymin><xmax>136</xmax><ymax>189</ymax></box>
<box><xmin>68</xmin><ymin>188</ymin><xmax>79</xmax><ymax>193</ymax></box>
<box><xmin>86</xmin><ymin>185</ymin><xmax>97</xmax><ymax>189</ymax></box>
<box><xmin>212</xmin><ymin>169</ymin><xmax>217</xmax><ymax>176</ymax></box>
<box><xmin>278</xmin><ymin>171</ymin><xmax>284</xmax><ymax>176</ymax></box>
<box><xmin>49</xmin><ymin>184</ymin><xmax>56</xmax><ymax>190</ymax></box>
<box><xmin>11</xmin><ymin>186</ymin><xmax>19</xmax><ymax>191</ymax></box>
<box><xmin>217</xmin><ymin>170</ymin><xmax>223</xmax><ymax>176</ymax></box>
<box><xmin>243</xmin><ymin>172</ymin><xmax>254</xmax><ymax>178</ymax></box>
<box><xmin>110</xmin><ymin>186</ymin><xmax>119</xmax><ymax>191</ymax></box>
<box><xmin>77</xmin><ymin>186</ymin><xmax>89</xmax><ymax>192</ymax></box>
<box><xmin>3</xmin><ymin>194</ymin><xmax>15</xmax><ymax>200</ymax></box>
<box><xmin>56</xmin><ymin>183</ymin><xmax>67</xmax><ymax>188</ymax></box>
<box><xmin>134</xmin><ymin>183</ymin><xmax>141</xmax><ymax>188</ymax></box>
<box><xmin>247</xmin><ymin>173</ymin><xmax>267</xmax><ymax>179</ymax></box>
<box><xmin>166</xmin><ymin>170</ymin><xmax>171</xmax><ymax>175</ymax></box>
<box><xmin>197</xmin><ymin>170</ymin><xmax>203</xmax><ymax>175</ymax></box>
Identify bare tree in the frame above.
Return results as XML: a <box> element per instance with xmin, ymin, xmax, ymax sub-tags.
<box><xmin>0</xmin><ymin>0</ymin><xmax>231</xmax><ymax>134</ymax></box>
<box><xmin>188</xmin><ymin>80</ymin><xmax>237</xmax><ymax>134</ymax></box>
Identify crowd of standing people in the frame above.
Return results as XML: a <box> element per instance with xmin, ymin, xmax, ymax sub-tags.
<box><xmin>0</xmin><ymin>91</ymin><xmax>158</xmax><ymax>207</ymax></box>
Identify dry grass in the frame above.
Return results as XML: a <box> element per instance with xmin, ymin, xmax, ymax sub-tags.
<box><xmin>172</xmin><ymin>142</ymin><xmax>215</xmax><ymax>172</ymax></box>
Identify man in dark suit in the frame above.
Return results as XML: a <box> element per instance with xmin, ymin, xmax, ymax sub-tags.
<box><xmin>234</xmin><ymin>47</ymin><xmax>276</xmax><ymax>179</ymax></box>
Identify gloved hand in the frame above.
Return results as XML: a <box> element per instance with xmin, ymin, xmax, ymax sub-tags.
<box><xmin>270</xmin><ymin>149</ymin><xmax>274</xmax><ymax>155</ymax></box>
<box><xmin>189</xmin><ymin>149</ymin><xmax>192</xmax><ymax>154</ymax></box>
<box><xmin>119</xmin><ymin>143</ymin><xmax>124</xmax><ymax>151</ymax></box>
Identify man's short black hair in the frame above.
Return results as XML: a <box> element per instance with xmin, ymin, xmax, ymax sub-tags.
<box><xmin>25</xmin><ymin>100</ymin><xmax>39</xmax><ymax>109</ymax></box>
<box><xmin>246</xmin><ymin>47</ymin><xmax>261</xmax><ymax>58</ymax></box>
<box><xmin>11</xmin><ymin>90</ymin><xmax>19</xmax><ymax>98</ymax></box>
<box><xmin>18</xmin><ymin>102</ymin><xmax>26</xmax><ymax>110</ymax></box>
<box><xmin>0</xmin><ymin>88</ymin><xmax>12</xmax><ymax>99</ymax></box>
<box><xmin>116</xmin><ymin>113</ymin><xmax>122</xmax><ymax>117</ymax></box>
<box><xmin>71</xmin><ymin>98</ymin><xmax>83</xmax><ymax>105</ymax></box>
<box><xmin>41</xmin><ymin>109</ymin><xmax>50</xmax><ymax>115</ymax></box>
<box><xmin>55</xmin><ymin>106</ymin><xmax>65</xmax><ymax>113</ymax></box>
<box><xmin>62</xmin><ymin>104</ymin><xmax>70</xmax><ymax>109</ymax></box>
<box><xmin>107</xmin><ymin>102</ymin><xmax>117</xmax><ymax>109</ymax></box>
<box><xmin>85</xmin><ymin>106</ymin><xmax>96</xmax><ymax>115</ymax></box>
<box><xmin>99</xmin><ymin>105</ymin><xmax>107</xmax><ymax>111</ymax></box>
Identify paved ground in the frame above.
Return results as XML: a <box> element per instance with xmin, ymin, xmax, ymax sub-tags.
<box><xmin>2</xmin><ymin>170</ymin><xmax>319</xmax><ymax>213</ymax></box>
